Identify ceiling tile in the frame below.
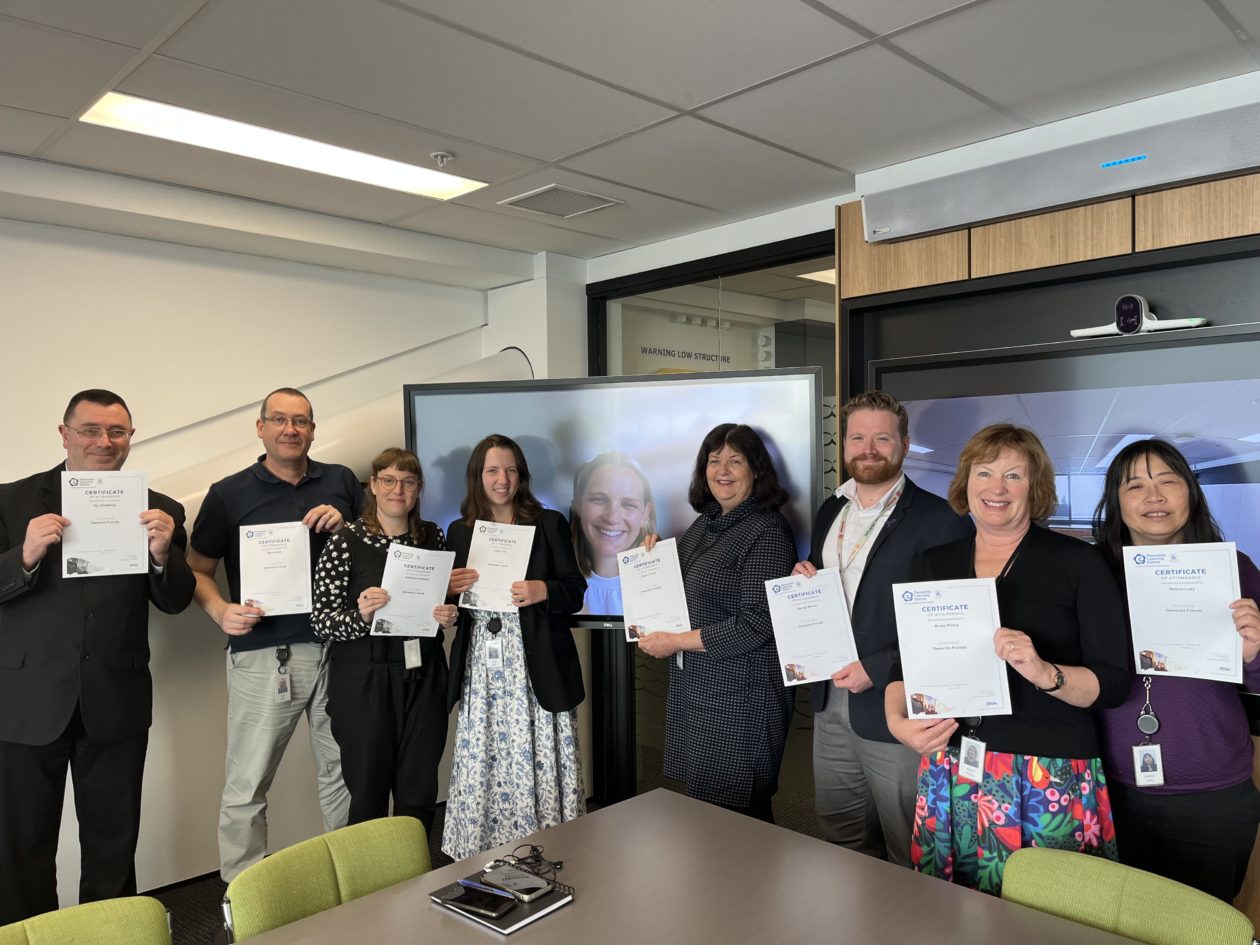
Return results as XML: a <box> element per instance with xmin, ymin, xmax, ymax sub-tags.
<box><xmin>0</xmin><ymin>0</ymin><xmax>192</xmax><ymax>47</ymax></box>
<box><xmin>813</xmin><ymin>0</ymin><xmax>984</xmax><ymax>36</ymax></box>
<box><xmin>45</xmin><ymin>124</ymin><xmax>442</xmax><ymax>222</ymax></box>
<box><xmin>455</xmin><ymin>168</ymin><xmax>735</xmax><ymax>242</ymax></box>
<box><xmin>0</xmin><ymin>105</ymin><xmax>66</xmax><ymax>154</ymax></box>
<box><xmin>121</xmin><ymin>57</ymin><xmax>544</xmax><ymax>183</ymax></box>
<box><xmin>159</xmin><ymin>0</ymin><xmax>673</xmax><ymax>160</ymax></box>
<box><xmin>560</xmin><ymin>117</ymin><xmax>852</xmax><ymax>216</ymax></box>
<box><xmin>392</xmin><ymin>203</ymin><xmax>633</xmax><ymax>257</ymax></box>
<box><xmin>893</xmin><ymin>0</ymin><xmax>1256</xmax><ymax>123</ymax></box>
<box><xmin>0</xmin><ymin>18</ymin><xmax>137</xmax><ymax>116</ymax></box>
<box><xmin>699</xmin><ymin>45</ymin><xmax>1019</xmax><ymax>173</ymax></box>
<box><xmin>395</xmin><ymin>0</ymin><xmax>866</xmax><ymax>109</ymax></box>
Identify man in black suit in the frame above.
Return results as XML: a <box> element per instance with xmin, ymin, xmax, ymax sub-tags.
<box><xmin>793</xmin><ymin>391</ymin><xmax>969</xmax><ymax>867</ymax></box>
<box><xmin>0</xmin><ymin>389</ymin><xmax>195</xmax><ymax>923</ymax></box>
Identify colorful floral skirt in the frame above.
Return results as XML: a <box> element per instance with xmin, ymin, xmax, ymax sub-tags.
<box><xmin>911</xmin><ymin>747</ymin><xmax>1118</xmax><ymax>896</ymax></box>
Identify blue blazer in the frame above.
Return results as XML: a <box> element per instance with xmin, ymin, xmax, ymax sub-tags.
<box><xmin>807</xmin><ymin>477</ymin><xmax>970</xmax><ymax>742</ymax></box>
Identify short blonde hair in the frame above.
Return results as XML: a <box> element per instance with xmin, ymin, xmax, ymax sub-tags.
<box><xmin>947</xmin><ymin>423</ymin><xmax>1057</xmax><ymax>521</ymax></box>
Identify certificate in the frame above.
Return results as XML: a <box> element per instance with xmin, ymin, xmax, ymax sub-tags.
<box><xmin>459</xmin><ymin>521</ymin><xmax>535</xmax><ymax>612</ymax></box>
<box><xmin>371</xmin><ymin>545</ymin><xmax>456</xmax><ymax>637</ymax></box>
<box><xmin>61</xmin><ymin>471</ymin><xmax>150</xmax><ymax>578</ymax></box>
<box><xmin>618</xmin><ymin>538</ymin><xmax>692</xmax><ymax>642</ymax></box>
<box><xmin>239</xmin><ymin>522</ymin><xmax>312</xmax><ymax>616</ymax></box>
<box><xmin>765</xmin><ymin>569</ymin><xmax>858</xmax><ymax>686</ymax></box>
<box><xmin>1123</xmin><ymin>541</ymin><xmax>1242</xmax><ymax>683</ymax></box>
<box><xmin>893</xmin><ymin>578</ymin><xmax>1011</xmax><ymax>719</ymax></box>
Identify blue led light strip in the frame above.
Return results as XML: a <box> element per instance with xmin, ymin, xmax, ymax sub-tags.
<box><xmin>1100</xmin><ymin>154</ymin><xmax>1149</xmax><ymax>169</ymax></box>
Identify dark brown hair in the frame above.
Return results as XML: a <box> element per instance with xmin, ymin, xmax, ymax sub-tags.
<box><xmin>362</xmin><ymin>447</ymin><xmax>429</xmax><ymax>542</ymax></box>
<box><xmin>260</xmin><ymin>387</ymin><xmax>313</xmax><ymax>421</ymax></box>
<box><xmin>946</xmin><ymin>423</ymin><xmax>1057</xmax><ymax>521</ymax></box>
<box><xmin>460</xmin><ymin>434</ymin><xmax>543</xmax><ymax>526</ymax></box>
<box><xmin>64</xmin><ymin>389</ymin><xmax>131</xmax><ymax>425</ymax></box>
<box><xmin>687</xmin><ymin>423</ymin><xmax>789</xmax><ymax>512</ymax></box>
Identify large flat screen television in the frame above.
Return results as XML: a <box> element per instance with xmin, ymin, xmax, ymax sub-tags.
<box><xmin>870</xmin><ymin>324</ymin><xmax>1260</xmax><ymax>558</ymax></box>
<box><xmin>405</xmin><ymin>368</ymin><xmax>821</xmax><ymax>628</ymax></box>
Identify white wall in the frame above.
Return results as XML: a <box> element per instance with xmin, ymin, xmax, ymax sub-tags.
<box><xmin>0</xmin><ymin>215</ymin><xmax>576</xmax><ymax>900</ymax></box>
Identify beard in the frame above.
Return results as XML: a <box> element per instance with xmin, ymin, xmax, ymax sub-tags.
<box><xmin>847</xmin><ymin>453</ymin><xmax>903</xmax><ymax>485</ymax></box>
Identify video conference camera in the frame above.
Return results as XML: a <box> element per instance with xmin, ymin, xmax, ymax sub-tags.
<box><xmin>1070</xmin><ymin>294</ymin><xmax>1207</xmax><ymax>339</ymax></box>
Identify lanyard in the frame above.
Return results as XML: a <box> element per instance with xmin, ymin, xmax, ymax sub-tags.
<box><xmin>835</xmin><ymin>484</ymin><xmax>903</xmax><ymax>573</ymax></box>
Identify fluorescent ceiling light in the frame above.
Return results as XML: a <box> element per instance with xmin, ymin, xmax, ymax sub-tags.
<box><xmin>798</xmin><ymin>269</ymin><xmax>836</xmax><ymax>285</ymax></box>
<box><xmin>907</xmin><ymin>443</ymin><xmax>934</xmax><ymax>454</ymax></box>
<box><xmin>80</xmin><ymin>92</ymin><xmax>487</xmax><ymax>200</ymax></box>
<box><xmin>1240</xmin><ymin>433</ymin><xmax>1260</xmax><ymax>443</ymax></box>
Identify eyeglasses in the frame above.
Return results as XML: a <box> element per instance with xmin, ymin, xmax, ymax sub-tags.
<box><xmin>374</xmin><ymin>475</ymin><xmax>420</xmax><ymax>491</ymax></box>
<box><xmin>261</xmin><ymin>415</ymin><xmax>312</xmax><ymax>430</ymax></box>
<box><xmin>65</xmin><ymin>425</ymin><xmax>132</xmax><ymax>442</ymax></box>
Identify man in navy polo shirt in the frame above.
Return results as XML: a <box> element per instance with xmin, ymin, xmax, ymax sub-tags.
<box><xmin>188</xmin><ymin>387</ymin><xmax>362</xmax><ymax>881</ymax></box>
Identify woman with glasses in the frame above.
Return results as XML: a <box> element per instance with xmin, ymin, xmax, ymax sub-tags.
<box><xmin>312</xmin><ymin>447</ymin><xmax>457</xmax><ymax>833</ymax></box>
<box><xmin>442</xmin><ymin>434</ymin><xmax>587</xmax><ymax>859</ymax></box>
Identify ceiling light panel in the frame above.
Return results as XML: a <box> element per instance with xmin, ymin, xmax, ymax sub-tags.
<box><xmin>80</xmin><ymin>92</ymin><xmax>487</xmax><ymax>200</ymax></box>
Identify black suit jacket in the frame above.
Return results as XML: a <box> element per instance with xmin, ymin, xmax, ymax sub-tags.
<box><xmin>446</xmin><ymin>509</ymin><xmax>587</xmax><ymax>713</ymax></box>
<box><xmin>807</xmin><ymin>477</ymin><xmax>970</xmax><ymax>742</ymax></box>
<box><xmin>0</xmin><ymin>464</ymin><xmax>195</xmax><ymax>745</ymax></box>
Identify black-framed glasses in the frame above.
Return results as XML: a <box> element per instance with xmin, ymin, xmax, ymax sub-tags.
<box><xmin>374</xmin><ymin>475</ymin><xmax>420</xmax><ymax>491</ymax></box>
<box><xmin>65</xmin><ymin>424</ymin><xmax>132</xmax><ymax>442</ymax></box>
<box><xmin>261</xmin><ymin>415</ymin><xmax>312</xmax><ymax>430</ymax></box>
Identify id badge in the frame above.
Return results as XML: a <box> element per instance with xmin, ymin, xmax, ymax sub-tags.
<box><xmin>403</xmin><ymin>638</ymin><xmax>423</xmax><ymax>670</ymax></box>
<box><xmin>958</xmin><ymin>735</ymin><xmax>986</xmax><ymax>783</ymax></box>
<box><xmin>275</xmin><ymin>672</ymin><xmax>291</xmax><ymax>704</ymax></box>
<box><xmin>486</xmin><ymin>639</ymin><xmax>504</xmax><ymax>674</ymax></box>
<box><xmin>675</xmin><ymin>652</ymin><xmax>683</xmax><ymax>670</ymax></box>
<box><xmin>1133</xmin><ymin>743</ymin><xmax>1165</xmax><ymax>787</ymax></box>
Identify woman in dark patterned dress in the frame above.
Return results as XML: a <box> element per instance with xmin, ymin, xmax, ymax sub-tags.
<box><xmin>638</xmin><ymin>423</ymin><xmax>796</xmax><ymax>822</ymax></box>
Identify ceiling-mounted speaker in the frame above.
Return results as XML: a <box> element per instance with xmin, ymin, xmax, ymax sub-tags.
<box><xmin>861</xmin><ymin>101</ymin><xmax>1260</xmax><ymax>243</ymax></box>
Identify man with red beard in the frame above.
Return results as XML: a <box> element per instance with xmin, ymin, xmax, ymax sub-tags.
<box><xmin>792</xmin><ymin>391</ymin><xmax>968</xmax><ymax>866</ymax></box>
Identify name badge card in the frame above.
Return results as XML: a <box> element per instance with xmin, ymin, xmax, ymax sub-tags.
<box><xmin>61</xmin><ymin>471</ymin><xmax>150</xmax><ymax>578</ymax></box>
<box><xmin>1124</xmin><ymin>542</ymin><xmax>1242</xmax><ymax>683</ymax></box>
<box><xmin>893</xmin><ymin>578</ymin><xmax>1012</xmax><ymax>720</ymax></box>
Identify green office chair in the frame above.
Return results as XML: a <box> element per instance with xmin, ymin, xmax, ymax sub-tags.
<box><xmin>1002</xmin><ymin>847</ymin><xmax>1257</xmax><ymax>945</ymax></box>
<box><xmin>222</xmin><ymin>815</ymin><xmax>431</xmax><ymax>942</ymax></box>
<box><xmin>0</xmin><ymin>895</ymin><xmax>172</xmax><ymax>945</ymax></box>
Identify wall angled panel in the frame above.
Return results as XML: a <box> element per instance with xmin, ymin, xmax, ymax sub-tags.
<box><xmin>838</xmin><ymin>201</ymin><xmax>967</xmax><ymax>299</ymax></box>
<box><xmin>970</xmin><ymin>199</ymin><xmax>1133</xmax><ymax>278</ymax></box>
<box><xmin>1135</xmin><ymin>173</ymin><xmax>1260</xmax><ymax>252</ymax></box>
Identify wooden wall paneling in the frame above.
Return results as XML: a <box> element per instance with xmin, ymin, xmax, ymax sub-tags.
<box><xmin>1136</xmin><ymin>173</ymin><xmax>1260</xmax><ymax>252</ymax></box>
<box><xmin>970</xmin><ymin>199</ymin><xmax>1133</xmax><ymax>278</ymax></box>
<box><xmin>838</xmin><ymin>201</ymin><xmax>968</xmax><ymax>299</ymax></box>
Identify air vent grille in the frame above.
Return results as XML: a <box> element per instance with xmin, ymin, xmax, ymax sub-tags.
<box><xmin>498</xmin><ymin>184</ymin><xmax>622</xmax><ymax>218</ymax></box>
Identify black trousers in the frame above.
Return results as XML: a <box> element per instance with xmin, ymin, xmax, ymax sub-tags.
<box><xmin>1109</xmin><ymin>777</ymin><xmax>1260</xmax><ymax>902</ymax></box>
<box><xmin>0</xmin><ymin>705</ymin><xmax>148</xmax><ymax>924</ymax></box>
<box><xmin>327</xmin><ymin>657</ymin><xmax>448</xmax><ymax>837</ymax></box>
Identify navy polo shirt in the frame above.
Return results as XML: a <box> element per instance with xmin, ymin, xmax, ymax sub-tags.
<box><xmin>191</xmin><ymin>457</ymin><xmax>364</xmax><ymax>651</ymax></box>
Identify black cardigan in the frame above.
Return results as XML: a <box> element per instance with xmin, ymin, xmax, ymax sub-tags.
<box><xmin>903</xmin><ymin>524</ymin><xmax>1130</xmax><ymax>758</ymax></box>
<box><xmin>446</xmin><ymin>509</ymin><xmax>587</xmax><ymax>713</ymax></box>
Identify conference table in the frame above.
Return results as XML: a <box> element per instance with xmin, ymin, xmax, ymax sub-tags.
<box><xmin>246</xmin><ymin>788</ymin><xmax>1141</xmax><ymax>944</ymax></box>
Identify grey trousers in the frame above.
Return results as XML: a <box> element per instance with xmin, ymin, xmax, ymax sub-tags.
<box><xmin>219</xmin><ymin>642</ymin><xmax>350</xmax><ymax>881</ymax></box>
<box><xmin>812</xmin><ymin>687</ymin><xmax>920</xmax><ymax>868</ymax></box>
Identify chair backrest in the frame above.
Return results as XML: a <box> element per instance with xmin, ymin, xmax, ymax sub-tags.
<box><xmin>1002</xmin><ymin>848</ymin><xmax>1255</xmax><ymax>945</ymax></box>
<box><xmin>224</xmin><ymin>816</ymin><xmax>431</xmax><ymax>941</ymax></box>
<box><xmin>0</xmin><ymin>896</ymin><xmax>170</xmax><ymax>945</ymax></box>
<box><xmin>323</xmin><ymin>816</ymin><xmax>431</xmax><ymax>903</ymax></box>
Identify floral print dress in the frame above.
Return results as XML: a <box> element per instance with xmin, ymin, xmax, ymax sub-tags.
<box><xmin>440</xmin><ymin>609</ymin><xmax>585</xmax><ymax>859</ymax></box>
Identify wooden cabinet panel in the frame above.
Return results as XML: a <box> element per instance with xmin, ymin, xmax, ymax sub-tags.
<box><xmin>1136</xmin><ymin>174</ymin><xmax>1260</xmax><ymax>251</ymax></box>
<box><xmin>837</xmin><ymin>201</ymin><xmax>968</xmax><ymax>299</ymax></box>
<box><xmin>971</xmin><ymin>199</ymin><xmax>1132</xmax><ymax>277</ymax></box>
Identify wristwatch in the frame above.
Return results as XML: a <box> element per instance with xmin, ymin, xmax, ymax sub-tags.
<box><xmin>1037</xmin><ymin>663</ymin><xmax>1066</xmax><ymax>692</ymax></box>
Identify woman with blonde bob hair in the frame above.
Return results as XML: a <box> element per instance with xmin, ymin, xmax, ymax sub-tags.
<box><xmin>885</xmin><ymin>423</ymin><xmax>1130</xmax><ymax>895</ymax></box>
